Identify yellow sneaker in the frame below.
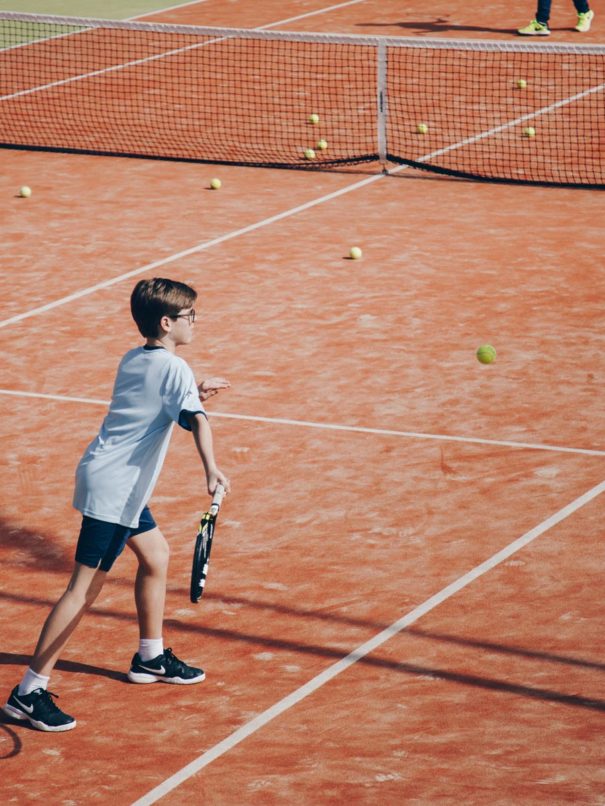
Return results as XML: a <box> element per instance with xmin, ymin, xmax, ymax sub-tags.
<box><xmin>575</xmin><ymin>9</ymin><xmax>594</xmax><ymax>32</ymax></box>
<box><xmin>518</xmin><ymin>19</ymin><xmax>550</xmax><ymax>35</ymax></box>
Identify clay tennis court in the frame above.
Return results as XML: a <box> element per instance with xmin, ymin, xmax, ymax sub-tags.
<box><xmin>1</xmin><ymin>1</ymin><xmax>604</xmax><ymax>804</ymax></box>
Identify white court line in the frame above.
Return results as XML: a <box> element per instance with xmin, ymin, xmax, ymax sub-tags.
<box><xmin>0</xmin><ymin>33</ymin><xmax>244</xmax><ymax>102</ymax></box>
<box><xmin>1</xmin><ymin>388</ymin><xmax>603</xmax><ymax>457</ymax></box>
<box><xmin>257</xmin><ymin>0</ymin><xmax>368</xmax><ymax>30</ymax></box>
<box><xmin>0</xmin><ymin>1</ymin><xmax>213</xmax><ymax>55</ymax></box>
<box><xmin>0</xmin><ymin>0</ymin><xmax>368</xmax><ymax>103</ymax></box>
<box><xmin>211</xmin><ymin>411</ymin><xmax>605</xmax><ymax>457</ymax></box>
<box><xmin>0</xmin><ymin>100</ymin><xmax>572</xmax><ymax>329</ymax></box>
<box><xmin>415</xmin><ymin>82</ymin><xmax>605</xmax><ymax>166</ymax></box>
<box><xmin>0</xmin><ymin>173</ymin><xmax>383</xmax><ymax>330</ymax></box>
<box><xmin>132</xmin><ymin>0</ymin><xmax>212</xmax><ymax>20</ymax></box>
<box><xmin>134</xmin><ymin>0</ymin><xmax>367</xmax><ymax>23</ymax></box>
<box><xmin>0</xmin><ymin>389</ymin><xmax>109</xmax><ymax>406</ymax></box>
<box><xmin>131</xmin><ymin>476</ymin><xmax>605</xmax><ymax>805</ymax></box>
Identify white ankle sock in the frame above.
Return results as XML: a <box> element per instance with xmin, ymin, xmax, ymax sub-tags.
<box><xmin>18</xmin><ymin>667</ymin><xmax>50</xmax><ymax>696</ymax></box>
<box><xmin>138</xmin><ymin>638</ymin><xmax>164</xmax><ymax>661</ymax></box>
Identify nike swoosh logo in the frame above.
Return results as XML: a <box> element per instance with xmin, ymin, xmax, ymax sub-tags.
<box><xmin>14</xmin><ymin>696</ymin><xmax>34</xmax><ymax>714</ymax></box>
<box><xmin>138</xmin><ymin>664</ymin><xmax>166</xmax><ymax>674</ymax></box>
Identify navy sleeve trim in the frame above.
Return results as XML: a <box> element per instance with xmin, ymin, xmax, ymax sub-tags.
<box><xmin>178</xmin><ymin>409</ymin><xmax>207</xmax><ymax>430</ymax></box>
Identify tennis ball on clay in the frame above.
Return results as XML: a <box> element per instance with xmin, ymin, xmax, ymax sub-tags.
<box><xmin>19</xmin><ymin>185</ymin><xmax>32</xmax><ymax>198</ymax></box>
<box><xmin>476</xmin><ymin>344</ymin><xmax>497</xmax><ymax>364</ymax></box>
<box><xmin>516</xmin><ymin>78</ymin><xmax>527</xmax><ymax>89</ymax></box>
<box><xmin>316</xmin><ymin>139</ymin><xmax>328</xmax><ymax>150</ymax></box>
<box><xmin>349</xmin><ymin>246</ymin><xmax>363</xmax><ymax>260</ymax></box>
<box><xmin>416</xmin><ymin>123</ymin><xmax>429</xmax><ymax>134</ymax></box>
<box><xmin>309</xmin><ymin>113</ymin><xmax>320</xmax><ymax>124</ymax></box>
<box><xmin>210</xmin><ymin>178</ymin><xmax>222</xmax><ymax>189</ymax></box>
<box><xmin>523</xmin><ymin>126</ymin><xmax>536</xmax><ymax>138</ymax></box>
<box><xmin>304</xmin><ymin>148</ymin><xmax>316</xmax><ymax>160</ymax></box>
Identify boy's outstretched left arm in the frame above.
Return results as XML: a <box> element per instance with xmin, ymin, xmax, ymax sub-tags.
<box><xmin>189</xmin><ymin>412</ymin><xmax>230</xmax><ymax>495</ymax></box>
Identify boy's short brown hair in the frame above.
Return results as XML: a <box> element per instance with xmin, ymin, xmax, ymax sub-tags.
<box><xmin>131</xmin><ymin>278</ymin><xmax>197</xmax><ymax>338</ymax></box>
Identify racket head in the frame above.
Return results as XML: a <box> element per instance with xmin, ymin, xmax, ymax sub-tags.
<box><xmin>189</xmin><ymin>485</ymin><xmax>225</xmax><ymax>604</ymax></box>
<box><xmin>189</xmin><ymin>513</ymin><xmax>216</xmax><ymax>603</ymax></box>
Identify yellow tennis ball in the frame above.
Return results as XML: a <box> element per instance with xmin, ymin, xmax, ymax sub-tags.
<box><xmin>349</xmin><ymin>246</ymin><xmax>362</xmax><ymax>260</ymax></box>
<box><xmin>523</xmin><ymin>126</ymin><xmax>536</xmax><ymax>138</ymax></box>
<box><xmin>19</xmin><ymin>185</ymin><xmax>32</xmax><ymax>198</ymax></box>
<box><xmin>316</xmin><ymin>139</ymin><xmax>328</xmax><ymax>150</ymax></box>
<box><xmin>476</xmin><ymin>344</ymin><xmax>496</xmax><ymax>364</ymax></box>
<box><xmin>417</xmin><ymin>123</ymin><xmax>428</xmax><ymax>134</ymax></box>
<box><xmin>304</xmin><ymin>148</ymin><xmax>316</xmax><ymax>160</ymax></box>
<box><xmin>516</xmin><ymin>78</ymin><xmax>527</xmax><ymax>89</ymax></box>
<box><xmin>210</xmin><ymin>178</ymin><xmax>222</xmax><ymax>189</ymax></box>
<box><xmin>309</xmin><ymin>113</ymin><xmax>320</xmax><ymax>124</ymax></box>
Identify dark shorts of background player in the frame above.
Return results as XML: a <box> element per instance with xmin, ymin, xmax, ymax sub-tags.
<box><xmin>75</xmin><ymin>506</ymin><xmax>157</xmax><ymax>572</ymax></box>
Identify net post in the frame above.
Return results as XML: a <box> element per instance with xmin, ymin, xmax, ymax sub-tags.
<box><xmin>376</xmin><ymin>40</ymin><xmax>388</xmax><ymax>170</ymax></box>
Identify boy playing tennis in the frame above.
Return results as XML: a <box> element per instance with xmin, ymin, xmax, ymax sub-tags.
<box><xmin>3</xmin><ymin>278</ymin><xmax>230</xmax><ymax>732</ymax></box>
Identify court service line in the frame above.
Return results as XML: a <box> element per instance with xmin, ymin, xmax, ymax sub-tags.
<box><xmin>0</xmin><ymin>173</ymin><xmax>383</xmax><ymax>330</ymax></box>
<box><xmin>1</xmin><ymin>388</ymin><xmax>603</xmax><ymax>457</ymax></box>
<box><xmin>0</xmin><ymin>114</ymin><xmax>543</xmax><ymax>329</ymax></box>
<box><xmin>131</xmin><ymin>475</ymin><xmax>605</xmax><ymax>805</ymax></box>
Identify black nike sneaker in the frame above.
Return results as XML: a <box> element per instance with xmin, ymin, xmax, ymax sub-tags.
<box><xmin>127</xmin><ymin>648</ymin><xmax>205</xmax><ymax>684</ymax></box>
<box><xmin>2</xmin><ymin>686</ymin><xmax>76</xmax><ymax>732</ymax></box>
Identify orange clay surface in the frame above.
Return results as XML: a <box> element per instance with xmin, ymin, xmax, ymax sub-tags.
<box><xmin>1</xmin><ymin>1</ymin><xmax>604</xmax><ymax>805</ymax></box>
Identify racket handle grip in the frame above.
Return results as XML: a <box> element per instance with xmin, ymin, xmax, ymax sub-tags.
<box><xmin>210</xmin><ymin>483</ymin><xmax>225</xmax><ymax>513</ymax></box>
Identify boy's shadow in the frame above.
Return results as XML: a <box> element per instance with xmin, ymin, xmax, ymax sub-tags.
<box><xmin>0</xmin><ymin>652</ymin><xmax>125</xmax><ymax>683</ymax></box>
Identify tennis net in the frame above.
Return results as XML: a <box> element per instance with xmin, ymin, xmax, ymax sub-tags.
<box><xmin>1</xmin><ymin>12</ymin><xmax>604</xmax><ymax>187</ymax></box>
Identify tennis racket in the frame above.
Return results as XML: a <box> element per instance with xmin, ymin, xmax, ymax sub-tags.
<box><xmin>190</xmin><ymin>484</ymin><xmax>225</xmax><ymax>603</ymax></box>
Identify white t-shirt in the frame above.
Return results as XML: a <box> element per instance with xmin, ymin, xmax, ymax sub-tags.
<box><xmin>73</xmin><ymin>346</ymin><xmax>204</xmax><ymax>527</ymax></box>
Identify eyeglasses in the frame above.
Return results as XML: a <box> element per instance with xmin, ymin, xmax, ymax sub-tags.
<box><xmin>171</xmin><ymin>309</ymin><xmax>196</xmax><ymax>325</ymax></box>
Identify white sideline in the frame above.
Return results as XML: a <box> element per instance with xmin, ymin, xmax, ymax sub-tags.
<box><xmin>0</xmin><ymin>388</ymin><xmax>603</xmax><ymax>457</ymax></box>
<box><xmin>130</xmin><ymin>476</ymin><xmax>605</xmax><ymax>805</ymax></box>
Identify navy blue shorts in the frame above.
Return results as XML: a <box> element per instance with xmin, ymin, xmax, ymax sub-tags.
<box><xmin>75</xmin><ymin>506</ymin><xmax>157</xmax><ymax>572</ymax></box>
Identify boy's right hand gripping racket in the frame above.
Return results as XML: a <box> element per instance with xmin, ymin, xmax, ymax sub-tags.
<box><xmin>190</xmin><ymin>484</ymin><xmax>225</xmax><ymax>603</ymax></box>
